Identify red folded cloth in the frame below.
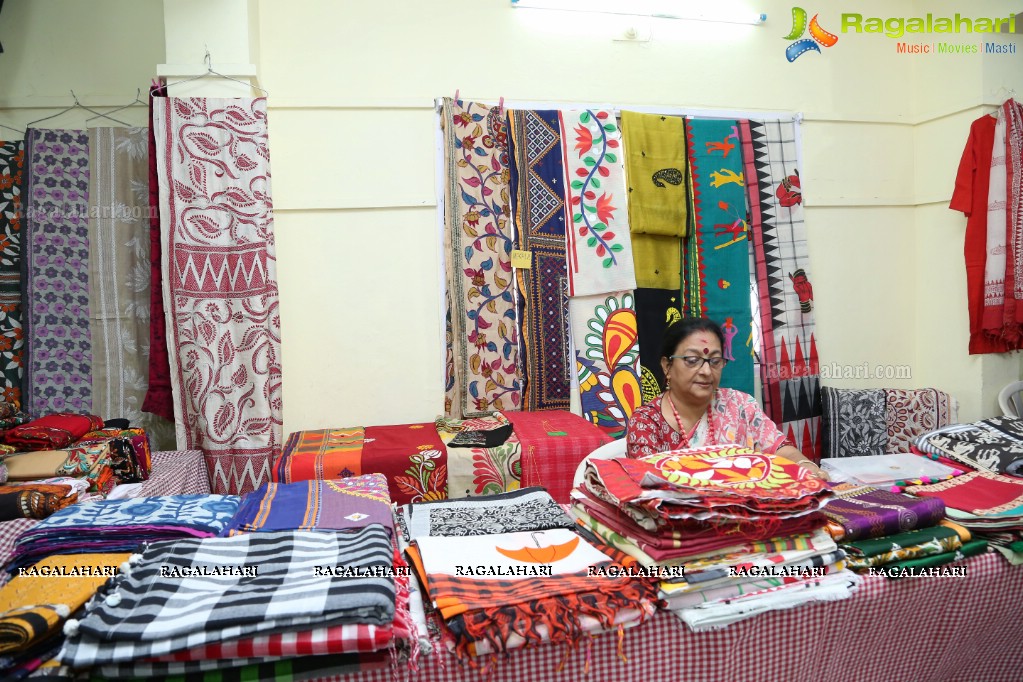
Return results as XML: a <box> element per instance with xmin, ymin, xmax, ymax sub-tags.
<box><xmin>4</xmin><ymin>413</ymin><xmax>105</xmax><ymax>451</ymax></box>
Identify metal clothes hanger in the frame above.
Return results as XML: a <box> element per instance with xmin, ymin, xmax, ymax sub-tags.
<box><xmin>25</xmin><ymin>90</ymin><xmax>130</xmax><ymax>128</ymax></box>
<box><xmin>85</xmin><ymin>88</ymin><xmax>145</xmax><ymax>124</ymax></box>
<box><xmin>0</xmin><ymin>122</ymin><xmax>24</xmax><ymax>137</ymax></box>
<box><xmin>171</xmin><ymin>49</ymin><xmax>269</xmax><ymax>96</ymax></box>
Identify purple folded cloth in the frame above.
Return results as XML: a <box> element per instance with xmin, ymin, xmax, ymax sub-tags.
<box><xmin>823</xmin><ymin>487</ymin><xmax>945</xmax><ymax>542</ymax></box>
<box><xmin>222</xmin><ymin>474</ymin><xmax>393</xmax><ymax>536</ymax></box>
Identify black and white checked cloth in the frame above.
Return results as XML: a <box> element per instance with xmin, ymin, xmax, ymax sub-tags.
<box><xmin>59</xmin><ymin>527</ymin><xmax>394</xmax><ymax>666</ymax></box>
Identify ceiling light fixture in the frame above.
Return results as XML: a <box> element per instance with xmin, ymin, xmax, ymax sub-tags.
<box><xmin>510</xmin><ymin>0</ymin><xmax>767</xmax><ymax>26</ymax></box>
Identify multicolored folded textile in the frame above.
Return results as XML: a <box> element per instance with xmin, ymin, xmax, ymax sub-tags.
<box><xmin>880</xmin><ymin>539</ymin><xmax>989</xmax><ymax>578</ymax></box>
<box><xmin>822</xmin><ymin>487</ymin><xmax>946</xmax><ymax>542</ymax></box>
<box><xmin>397</xmin><ymin>487</ymin><xmax>574</xmax><ymax>542</ymax></box>
<box><xmin>436</xmin><ymin>413</ymin><xmax>520</xmax><ymax>497</ymax></box>
<box><xmin>673</xmin><ymin>570</ymin><xmax>859</xmax><ymax>632</ymax></box>
<box><xmin>223</xmin><ymin>474</ymin><xmax>392</xmax><ymax>536</ymax></box>
<box><xmin>905</xmin><ymin>469</ymin><xmax>1023</xmax><ymax>516</ymax></box>
<box><xmin>504</xmin><ymin>410</ymin><xmax>611</xmax><ymax>504</ymax></box>
<box><xmin>843</xmin><ymin>526</ymin><xmax>963</xmax><ymax>569</ymax></box>
<box><xmin>407</xmin><ymin>527</ymin><xmax>657</xmax><ymax>658</ymax></box>
<box><xmin>0</xmin><ymin>485</ymin><xmax>76</xmax><ymax>522</ymax></box>
<box><xmin>272</xmin><ymin>427</ymin><xmax>364</xmax><ymax>483</ymax></box>
<box><xmin>9</xmin><ymin>495</ymin><xmax>240</xmax><ymax>569</ymax></box>
<box><xmin>0</xmin><ymin>553</ymin><xmax>129</xmax><ymax>655</ymax></box>
<box><xmin>361</xmin><ymin>423</ymin><xmax>447</xmax><ymax>504</ymax></box>
<box><xmin>81</xmin><ymin>428</ymin><xmax>153</xmax><ymax>482</ymax></box>
<box><xmin>54</xmin><ymin>441</ymin><xmax>116</xmax><ymax>494</ymax></box>
<box><xmin>919</xmin><ymin>416</ymin><xmax>1023</xmax><ymax>476</ymax></box>
<box><xmin>4</xmin><ymin>414</ymin><xmax>104</xmax><ymax>452</ymax></box>
<box><xmin>59</xmin><ymin>528</ymin><xmax>395</xmax><ymax>667</ymax></box>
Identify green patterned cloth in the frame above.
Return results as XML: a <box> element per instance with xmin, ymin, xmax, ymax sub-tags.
<box><xmin>844</xmin><ymin>526</ymin><xmax>963</xmax><ymax>569</ymax></box>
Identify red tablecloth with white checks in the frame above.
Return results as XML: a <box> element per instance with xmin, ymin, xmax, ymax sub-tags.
<box><xmin>314</xmin><ymin>550</ymin><xmax>1023</xmax><ymax>682</ymax></box>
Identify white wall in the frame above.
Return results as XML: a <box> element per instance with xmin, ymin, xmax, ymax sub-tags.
<box><xmin>2</xmin><ymin>0</ymin><xmax>1022</xmax><ymax>432</ymax></box>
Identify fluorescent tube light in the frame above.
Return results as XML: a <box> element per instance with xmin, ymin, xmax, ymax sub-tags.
<box><xmin>510</xmin><ymin>0</ymin><xmax>767</xmax><ymax>25</ymax></box>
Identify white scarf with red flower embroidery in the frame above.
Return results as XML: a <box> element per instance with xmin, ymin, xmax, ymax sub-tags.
<box><xmin>558</xmin><ymin>109</ymin><xmax>637</xmax><ymax>297</ymax></box>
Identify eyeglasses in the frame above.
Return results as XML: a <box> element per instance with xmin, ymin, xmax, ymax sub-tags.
<box><xmin>669</xmin><ymin>355</ymin><xmax>727</xmax><ymax>370</ymax></box>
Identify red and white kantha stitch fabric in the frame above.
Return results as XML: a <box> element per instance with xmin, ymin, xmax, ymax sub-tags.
<box><xmin>152</xmin><ymin>97</ymin><xmax>282</xmax><ymax>494</ymax></box>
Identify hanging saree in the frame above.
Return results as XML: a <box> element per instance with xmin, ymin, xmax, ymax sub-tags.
<box><xmin>685</xmin><ymin>118</ymin><xmax>754</xmax><ymax>395</ymax></box>
<box><xmin>442</xmin><ymin>99</ymin><xmax>520</xmax><ymax>419</ymax></box>
<box><xmin>559</xmin><ymin>109</ymin><xmax>636</xmax><ymax>297</ymax></box>
<box><xmin>739</xmin><ymin>119</ymin><xmax>822</xmax><ymax>458</ymax></box>
<box><xmin>621</xmin><ymin>111</ymin><xmax>688</xmax><ymax>237</ymax></box>
<box><xmin>87</xmin><ymin>126</ymin><xmax>174</xmax><ymax>450</ymax></box>
<box><xmin>21</xmin><ymin>129</ymin><xmax>93</xmax><ymax>416</ymax></box>
<box><xmin>0</xmin><ymin>141</ymin><xmax>24</xmax><ymax>408</ymax></box>
<box><xmin>152</xmin><ymin>97</ymin><xmax>282</xmax><ymax>494</ymax></box>
<box><xmin>569</xmin><ymin>292</ymin><xmax>643</xmax><ymax>439</ymax></box>
<box><xmin>507</xmin><ymin>109</ymin><xmax>571</xmax><ymax>412</ymax></box>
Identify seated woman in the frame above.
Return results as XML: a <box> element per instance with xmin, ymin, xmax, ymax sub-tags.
<box><xmin>626</xmin><ymin>317</ymin><xmax>828</xmax><ymax>479</ymax></box>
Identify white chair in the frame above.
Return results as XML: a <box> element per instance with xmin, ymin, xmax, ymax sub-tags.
<box><xmin>572</xmin><ymin>438</ymin><xmax>627</xmax><ymax>490</ymax></box>
<box><xmin>998</xmin><ymin>380</ymin><xmax>1023</xmax><ymax>418</ymax></box>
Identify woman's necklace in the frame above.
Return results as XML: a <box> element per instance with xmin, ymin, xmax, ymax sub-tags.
<box><xmin>664</xmin><ymin>391</ymin><xmax>715</xmax><ymax>448</ymax></box>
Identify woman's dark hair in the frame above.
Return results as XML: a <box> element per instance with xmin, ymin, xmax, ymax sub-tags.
<box><xmin>661</xmin><ymin>318</ymin><xmax>726</xmax><ymax>360</ymax></box>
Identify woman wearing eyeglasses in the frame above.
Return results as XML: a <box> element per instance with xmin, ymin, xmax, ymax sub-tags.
<box><xmin>626</xmin><ymin>317</ymin><xmax>828</xmax><ymax>479</ymax></box>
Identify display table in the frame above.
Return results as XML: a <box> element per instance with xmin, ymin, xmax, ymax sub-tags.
<box><xmin>336</xmin><ymin>550</ymin><xmax>1021</xmax><ymax>682</ymax></box>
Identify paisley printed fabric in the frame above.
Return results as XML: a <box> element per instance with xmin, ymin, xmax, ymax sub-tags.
<box><xmin>0</xmin><ymin>141</ymin><xmax>24</xmax><ymax>408</ymax></box>
<box><xmin>885</xmin><ymin>388</ymin><xmax>958</xmax><ymax>454</ymax></box>
<box><xmin>22</xmin><ymin>129</ymin><xmax>92</xmax><ymax>416</ymax></box>
<box><xmin>559</xmin><ymin>109</ymin><xmax>636</xmax><ymax>297</ymax></box>
<box><xmin>570</xmin><ymin>291</ymin><xmax>642</xmax><ymax>438</ymax></box>
<box><xmin>152</xmin><ymin>98</ymin><xmax>282</xmax><ymax>494</ymax></box>
<box><xmin>87</xmin><ymin>126</ymin><xmax>175</xmax><ymax>451</ymax></box>
<box><xmin>843</xmin><ymin>525</ymin><xmax>963</xmax><ymax>569</ymax></box>
<box><xmin>442</xmin><ymin>99</ymin><xmax>520</xmax><ymax>418</ymax></box>
<box><xmin>821</xmin><ymin>387</ymin><xmax>887</xmax><ymax>458</ymax></box>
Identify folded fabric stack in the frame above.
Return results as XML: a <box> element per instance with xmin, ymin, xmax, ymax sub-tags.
<box><xmin>397</xmin><ymin>488</ymin><xmax>658</xmax><ymax>658</ymax></box>
<box><xmin>6</xmin><ymin>495</ymin><xmax>241</xmax><ymax>570</ymax></box>
<box><xmin>273</xmin><ymin>427</ymin><xmax>365</xmax><ymax>484</ymax></box>
<box><xmin>0</xmin><ymin>553</ymin><xmax>129</xmax><ymax>678</ymax></box>
<box><xmin>78</xmin><ymin>427</ymin><xmax>153</xmax><ymax>482</ymax></box>
<box><xmin>81</xmin><ymin>474</ymin><xmax>415</xmax><ymax>679</ymax></box>
<box><xmin>904</xmin><ymin>470</ymin><xmax>1021</xmax><ymax>562</ymax></box>
<box><xmin>913</xmin><ymin>416</ymin><xmax>1023</xmax><ymax>477</ymax></box>
<box><xmin>0</xmin><ymin>482</ymin><xmax>78</xmax><ymax>522</ymax></box>
<box><xmin>572</xmin><ymin>446</ymin><xmax>858</xmax><ymax>631</ymax></box>
<box><xmin>435</xmin><ymin>412</ymin><xmax>521</xmax><ymax>498</ymax></box>
<box><xmin>3</xmin><ymin>414</ymin><xmax>105</xmax><ymax>452</ymax></box>
<box><xmin>824</xmin><ymin>484</ymin><xmax>982</xmax><ymax>575</ymax></box>
<box><xmin>57</xmin><ymin>529</ymin><xmax>396</xmax><ymax>678</ymax></box>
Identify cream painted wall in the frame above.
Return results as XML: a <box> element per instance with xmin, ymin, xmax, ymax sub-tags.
<box><xmin>2</xmin><ymin>0</ymin><xmax>1022</xmax><ymax>434</ymax></box>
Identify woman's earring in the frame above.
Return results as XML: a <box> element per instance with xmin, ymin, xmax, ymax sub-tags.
<box><xmin>664</xmin><ymin>377</ymin><xmax>671</xmax><ymax>392</ymax></box>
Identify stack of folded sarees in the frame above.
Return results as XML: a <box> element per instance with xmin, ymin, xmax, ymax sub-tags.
<box><xmin>571</xmin><ymin>445</ymin><xmax>858</xmax><ymax>631</ymax></box>
<box><xmin>58</xmin><ymin>474</ymin><xmax>417</xmax><ymax>679</ymax></box>
<box><xmin>397</xmin><ymin>487</ymin><xmax>659</xmax><ymax>658</ymax></box>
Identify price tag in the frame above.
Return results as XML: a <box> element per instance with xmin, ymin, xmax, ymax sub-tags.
<box><xmin>510</xmin><ymin>249</ymin><xmax>532</xmax><ymax>269</ymax></box>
